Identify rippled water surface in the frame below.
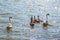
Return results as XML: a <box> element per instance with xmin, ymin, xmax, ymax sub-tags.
<box><xmin>0</xmin><ymin>0</ymin><xmax>60</xmax><ymax>40</ymax></box>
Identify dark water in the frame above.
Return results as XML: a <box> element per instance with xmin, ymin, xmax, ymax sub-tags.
<box><xmin>0</xmin><ymin>0</ymin><xmax>60</xmax><ymax>40</ymax></box>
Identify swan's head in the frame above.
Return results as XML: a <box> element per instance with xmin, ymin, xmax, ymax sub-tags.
<box><xmin>9</xmin><ymin>17</ymin><xmax>12</xmax><ymax>20</ymax></box>
<box><xmin>46</xmin><ymin>13</ymin><xmax>50</xmax><ymax>16</ymax></box>
<box><xmin>38</xmin><ymin>15</ymin><xmax>39</xmax><ymax>18</ymax></box>
<box><xmin>9</xmin><ymin>17</ymin><xmax>12</xmax><ymax>22</ymax></box>
<box><xmin>9</xmin><ymin>17</ymin><xmax>12</xmax><ymax>19</ymax></box>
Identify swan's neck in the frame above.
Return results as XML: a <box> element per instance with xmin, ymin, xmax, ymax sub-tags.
<box><xmin>46</xmin><ymin>15</ymin><xmax>48</xmax><ymax>23</ymax></box>
<box><xmin>31</xmin><ymin>17</ymin><xmax>33</xmax><ymax>23</ymax></box>
<box><xmin>9</xmin><ymin>18</ymin><xmax>12</xmax><ymax>23</ymax></box>
<box><xmin>8</xmin><ymin>19</ymin><xmax>12</xmax><ymax>27</ymax></box>
<box><xmin>46</xmin><ymin>14</ymin><xmax>49</xmax><ymax>21</ymax></box>
<box><xmin>38</xmin><ymin>16</ymin><xmax>39</xmax><ymax>20</ymax></box>
<box><xmin>34</xmin><ymin>16</ymin><xmax>36</xmax><ymax>20</ymax></box>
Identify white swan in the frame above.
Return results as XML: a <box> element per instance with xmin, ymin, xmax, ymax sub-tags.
<box><xmin>6</xmin><ymin>17</ymin><xmax>12</xmax><ymax>32</ymax></box>
<box><xmin>43</xmin><ymin>13</ymin><xmax>50</xmax><ymax>27</ymax></box>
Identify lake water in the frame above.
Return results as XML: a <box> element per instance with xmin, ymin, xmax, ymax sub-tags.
<box><xmin>0</xmin><ymin>0</ymin><xmax>60</xmax><ymax>40</ymax></box>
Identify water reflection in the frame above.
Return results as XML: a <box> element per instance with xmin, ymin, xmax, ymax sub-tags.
<box><xmin>6</xmin><ymin>32</ymin><xmax>12</xmax><ymax>40</ymax></box>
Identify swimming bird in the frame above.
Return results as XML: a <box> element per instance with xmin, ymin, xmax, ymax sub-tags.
<box><xmin>6</xmin><ymin>17</ymin><xmax>12</xmax><ymax>32</ymax></box>
<box><xmin>34</xmin><ymin>16</ymin><xmax>43</xmax><ymax>23</ymax></box>
<box><xmin>43</xmin><ymin>13</ymin><xmax>50</xmax><ymax>27</ymax></box>
<box><xmin>34</xmin><ymin>16</ymin><xmax>37</xmax><ymax>23</ymax></box>
<box><xmin>30</xmin><ymin>16</ymin><xmax>35</xmax><ymax>28</ymax></box>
